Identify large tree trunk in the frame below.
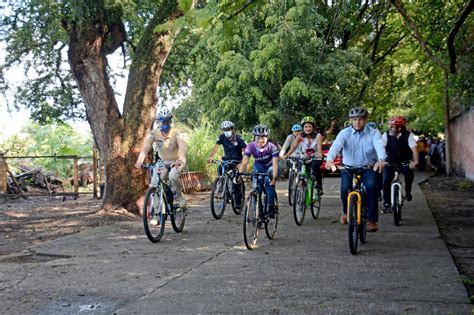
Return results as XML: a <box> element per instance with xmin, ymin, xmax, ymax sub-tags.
<box><xmin>67</xmin><ymin>1</ymin><xmax>181</xmax><ymax>212</ymax></box>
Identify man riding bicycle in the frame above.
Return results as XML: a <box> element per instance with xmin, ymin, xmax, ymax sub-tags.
<box><xmin>134</xmin><ymin>107</ymin><xmax>188</xmax><ymax>209</ymax></box>
<box><xmin>239</xmin><ymin>124</ymin><xmax>279</xmax><ymax>217</ymax></box>
<box><xmin>284</xmin><ymin>116</ymin><xmax>324</xmax><ymax>193</ymax></box>
<box><xmin>207</xmin><ymin>120</ymin><xmax>247</xmax><ymax>208</ymax></box>
<box><xmin>381</xmin><ymin>116</ymin><xmax>418</xmax><ymax>213</ymax></box>
<box><xmin>325</xmin><ymin>107</ymin><xmax>386</xmax><ymax>232</ymax></box>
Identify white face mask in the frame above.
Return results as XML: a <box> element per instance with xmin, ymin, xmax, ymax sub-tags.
<box><xmin>224</xmin><ymin>131</ymin><xmax>232</xmax><ymax>138</ymax></box>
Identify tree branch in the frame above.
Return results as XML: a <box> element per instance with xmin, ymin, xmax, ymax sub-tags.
<box><xmin>373</xmin><ymin>32</ymin><xmax>408</xmax><ymax>66</ymax></box>
<box><xmin>447</xmin><ymin>0</ymin><xmax>474</xmax><ymax>74</ymax></box>
<box><xmin>390</xmin><ymin>0</ymin><xmax>448</xmax><ymax>71</ymax></box>
<box><xmin>226</xmin><ymin>0</ymin><xmax>255</xmax><ymax>21</ymax></box>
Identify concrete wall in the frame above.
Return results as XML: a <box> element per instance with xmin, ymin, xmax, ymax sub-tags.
<box><xmin>450</xmin><ymin>108</ymin><xmax>474</xmax><ymax>181</ymax></box>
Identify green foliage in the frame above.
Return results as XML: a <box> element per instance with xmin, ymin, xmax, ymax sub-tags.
<box><xmin>2</xmin><ymin>121</ymin><xmax>93</xmax><ymax>178</ymax></box>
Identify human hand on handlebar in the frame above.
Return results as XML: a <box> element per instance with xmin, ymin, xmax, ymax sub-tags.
<box><xmin>325</xmin><ymin>160</ymin><xmax>337</xmax><ymax>172</ymax></box>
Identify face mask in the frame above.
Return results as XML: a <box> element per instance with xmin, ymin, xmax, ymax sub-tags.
<box><xmin>160</xmin><ymin>124</ymin><xmax>171</xmax><ymax>133</ymax></box>
<box><xmin>224</xmin><ymin>131</ymin><xmax>232</xmax><ymax>138</ymax></box>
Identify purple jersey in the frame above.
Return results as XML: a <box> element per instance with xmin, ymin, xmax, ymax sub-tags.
<box><xmin>244</xmin><ymin>141</ymin><xmax>279</xmax><ymax>169</ymax></box>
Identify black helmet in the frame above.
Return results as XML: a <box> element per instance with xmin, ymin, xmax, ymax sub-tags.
<box><xmin>253</xmin><ymin>124</ymin><xmax>270</xmax><ymax>137</ymax></box>
<box><xmin>348</xmin><ymin>107</ymin><xmax>368</xmax><ymax>118</ymax></box>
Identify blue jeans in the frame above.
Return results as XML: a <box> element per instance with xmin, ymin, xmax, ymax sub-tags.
<box><xmin>253</xmin><ymin>164</ymin><xmax>276</xmax><ymax>207</ymax></box>
<box><xmin>341</xmin><ymin>168</ymin><xmax>378</xmax><ymax>222</ymax></box>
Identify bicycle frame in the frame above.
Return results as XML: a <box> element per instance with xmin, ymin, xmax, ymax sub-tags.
<box><xmin>347</xmin><ymin>177</ymin><xmax>363</xmax><ymax>225</ymax></box>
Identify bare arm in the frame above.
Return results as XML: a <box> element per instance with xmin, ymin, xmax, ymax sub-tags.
<box><xmin>239</xmin><ymin>155</ymin><xmax>250</xmax><ymax>173</ymax></box>
<box><xmin>208</xmin><ymin>144</ymin><xmax>220</xmax><ymax>162</ymax></box>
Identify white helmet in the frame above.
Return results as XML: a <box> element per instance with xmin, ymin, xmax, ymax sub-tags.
<box><xmin>156</xmin><ymin>107</ymin><xmax>172</xmax><ymax>120</ymax></box>
<box><xmin>220</xmin><ymin>120</ymin><xmax>234</xmax><ymax>129</ymax></box>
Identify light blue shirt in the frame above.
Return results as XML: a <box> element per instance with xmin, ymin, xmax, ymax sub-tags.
<box><xmin>327</xmin><ymin>125</ymin><xmax>387</xmax><ymax>167</ymax></box>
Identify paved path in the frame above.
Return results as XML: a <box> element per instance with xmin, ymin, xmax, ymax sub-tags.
<box><xmin>1</xmin><ymin>173</ymin><xmax>472</xmax><ymax>314</ymax></box>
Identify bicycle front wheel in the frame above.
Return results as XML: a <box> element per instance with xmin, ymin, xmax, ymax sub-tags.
<box><xmin>311</xmin><ymin>187</ymin><xmax>322</xmax><ymax>219</ymax></box>
<box><xmin>243</xmin><ymin>192</ymin><xmax>259</xmax><ymax>250</ymax></box>
<box><xmin>392</xmin><ymin>185</ymin><xmax>401</xmax><ymax>226</ymax></box>
<box><xmin>210</xmin><ymin>177</ymin><xmax>226</xmax><ymax>219</ymax></box>
<box><xmin>293</xmin><ymin>179</ymin><xmax>306</xmax><ymax>226</ymax></box>
<box><xmin>143</xmin><ymin>187</ymin><xmax>166</xmax><ymax>243</ymax></box>
<box><xmin>348</xmin><ymin>194</ymin><xmax>359</xmax><ymax>255</ymax></box>
<box><xmin>288</xmin><ymin>170</ymin><xmax>295</xmax><ymax>205</ymax></box>
<box><xmin>359</xmin><ymin>205</ymin><xmax>367</xmax><ymax>243</ymax></box>
<box><xmin>171</xmin><ymin>203</ymin><xmax>186</xmax><ymax>233</ymax></box>
<box><xmin>265</xmin><ymin>195</ymin><xmax>278</xmax><ymax>240</ymax></box>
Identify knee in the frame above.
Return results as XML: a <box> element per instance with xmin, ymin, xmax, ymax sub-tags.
<box><xmin>169</xmin><ymin>168</ymin><xmax>180</xmax><ymax>182</ymax></box>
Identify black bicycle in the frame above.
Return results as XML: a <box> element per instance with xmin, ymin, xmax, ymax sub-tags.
<box><xmin>141</xmin><ymin>162</ymin><xmax>186</xmax><ymax>243</ymax></box>
<box><xmin>209</xmin><ymin>159</ymin><xmax>245</xmax><ymax>219</ymax></box>
<box><xmin>287</xmin><ymin>157</ymin><xmax>300</xmax><ymax>206</ymax></box>
<box><xmin>240</xmin><ymin>172</ymin><xmax>279</xmax><ymax>250</ymax></box>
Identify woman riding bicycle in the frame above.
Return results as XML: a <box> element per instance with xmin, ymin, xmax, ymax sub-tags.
<box><xmin>325</xmin><ymin>107</ymin><xmax>386</xmax><ymax>232</ymax></box>
<box><xmin>207</xmin><ymin>120</ymin><xmax>247</xmax><ymax>208</ymax></box>
<box><xmin>239</xmin><ymin>124</ymin><xmax>279</xmax><ymax>217</ymax></box>
<box><xmin>279</xmin><ymin>124</ymin><xmax>303</xmax><ymax>160</ymax></box>
<box><xmin>284</xmin><ymin>116</ymin><xmax>324</xmax><ymax>193</ymax></box>
<box><xmin>134</xmin><ymin>107</ymin><xmax>188</xmax><ymax>209</ymax></box>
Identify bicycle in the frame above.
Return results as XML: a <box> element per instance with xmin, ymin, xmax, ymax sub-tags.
<box><xmin>209</xmin><ymin>159</ymin><xmax>245</xmax><ymax>219</ymax></box>
<box><xmin>341</xmin><ymin>165</ymin><xmax>371</xmax><ymax>255</ymax></box>
<box><xmin>141</xmin><ymin>161</ymin><xmax>186</xmax><ymax>243</ymax></box>
<box><xmin>287</xmin><ymin>157</ymin><xmax>300</xmax><ymax>206</ymax></box>
<box><xmin>292</xmin><ymin>157</ymin><xmax>323</xmax><ymax>225</ymax></box>
<box><xmin>389</xmin><ymin>162</ymin><xmax>409</xmax><ymax>226</ymax></box>
<box><xmin>240</xmin><ymin>172</ymin><xmax>279</xmax><ymax>250</ymax></box>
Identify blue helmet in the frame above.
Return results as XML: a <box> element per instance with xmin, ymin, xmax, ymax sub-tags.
<box><xmin>291</xmin><ymin>124</ymin><xmax>302</xmax><ymax>132</ymax></box>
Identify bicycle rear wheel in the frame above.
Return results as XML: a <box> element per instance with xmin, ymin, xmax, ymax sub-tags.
<box><xmin>311</xmin><ymin>188</ymin><xmax>322</xmax><ymax>219</ymax></box>
<box><xmin>348</xmin><ymin>194</ymin><xmax>359</xmax><ymax>255</ymax></box>
<box><xmin>392</xmin><ymin>185</ymin><xmax>401</xmax><ymax>226</ymax></box>
<box><xmin>210</xmin><ymin>177</ymin><xmax>226</xmax><ymax>219</ymax></box>
<box><xmin>243</xmin><ymin>192</ymin><xmax>259</xmax><ymax>250</ymax></box>
<box><xmin>171</xmin><ymin>203</ymin><xmax>186</xmax><ymax>233</ymax></box>
<box><xmin>288</xmin><ymin>170</ymin><xmax>295</xmax><ymax>205</ymax></box>
<box><xmin>143</xmin><ymin>187</ymin><xmax>166</xmax><ymax>243</ymax></box>
<box><xmin>231</xmin><ymin>180</ymin><xmax>245</xmax><ymax>215</ymax></box>
<box><xmin>293</xmin><ymin>179</ymin><xmax>306</xmax><ymax>226</ymax></box>
<box><xmin>265</xmin><ymin>195</ymin><xmax>278</xmax><ymax>240</ymax></box>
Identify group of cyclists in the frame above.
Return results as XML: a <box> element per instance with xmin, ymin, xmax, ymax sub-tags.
<box><xmin>134</xmin><ymin>105</ymin><xmax>419</xmax><ymax>234</ymax></box>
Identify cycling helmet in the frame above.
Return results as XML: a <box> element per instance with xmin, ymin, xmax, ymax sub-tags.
<box><xmin>291</xmin><ymin>124</ymin><xmax>302</xmax><ymax>132</ymax></box>
<box><xmin>389</xmin><ymin>116</ymin><xmax>406</xmax><ymax>127</ymax></box>
<box><xmin>348</xmin><ymin>107</ymin><xmax>368</xmax><ymax>118</ymax></box>
<box><xmin>156</xmin><ymin>107</ymin><xmax>173</xmax><ymax>120</ymax></box>
<box><xmin>253</xmin><ymin>124</ymin><xmax>270</xmax><ymax>137</ymax></box>
<box><xmin>220</xmin><ymin>120</ymin><xmax>234</xmax><ymax>129</ymax></box>
<box><xmin>300</xmin><ymin>116</ymin><xmax>316</xmax><ymax>127</ymax></box>
<box><xmin>367</xmin><ymin>122</ymin><xmax>377</xmax><ymax>129</ymax></box>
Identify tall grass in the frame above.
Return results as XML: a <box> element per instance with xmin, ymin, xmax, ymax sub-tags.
<box><xmin>176</xmin><ymin>121</ymin><xmax>222</xmax><ymax>178</ymax></box>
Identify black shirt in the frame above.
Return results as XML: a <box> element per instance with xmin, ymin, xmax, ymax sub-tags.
<box><xmin>216</xmin><ymin>134</ymin><xmax>247</xmax><ymax>161</ymax></box>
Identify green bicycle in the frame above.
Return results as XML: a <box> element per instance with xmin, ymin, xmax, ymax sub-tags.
<box><xmin>292</xmin><ymin>157</ymin><xmax>323</xmax><ymax>225</ymax></box>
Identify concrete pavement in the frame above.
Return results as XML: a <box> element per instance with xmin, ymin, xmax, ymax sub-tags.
<box><xmin>0</xmin><ymin>172</ymin><xmax>472</xmax><ymax>314</ymax></box>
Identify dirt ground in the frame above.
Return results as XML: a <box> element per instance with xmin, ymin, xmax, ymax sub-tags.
<box><xmin>1</xmin><ymin>177</ymin><xmax>473</xmax><ymax>303</ymax></box>
<box><xmin>420</xmin><ymin>174</ymin><xmax>474</xmax><ymax>303</ymax></box>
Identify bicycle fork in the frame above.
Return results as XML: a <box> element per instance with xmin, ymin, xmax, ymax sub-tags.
<box><xmin>347</xmin><ymin>191</ymin><xmax>362</xmax><ymax>225</ymax></box>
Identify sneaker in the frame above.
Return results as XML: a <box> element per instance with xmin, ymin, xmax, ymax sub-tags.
<box><xmin>268</xmin><ymin>205</ymin><xmax>276</xmax><ymax>218</ymax></box>
<box><xmin>406</xmin><ymin>194</ymin><xmax>413</xmax><ymax>202</ymax></box>
<box><xmin>368</xmin><ymin>221</ymin><xmax>378</xmax><ymax>232</ymax></box>
<box><xmin>340</xmin><ymin>213</ymin><xmax>348</xmax><ymax>225</ymax></box>
<box><xmin>176</xmin><ymin>196</ymin><xmax>187</xmax><ymax>209</ymax></box>
<box><xmin>381</xmin><ymin>204</ymin><xmax>392</xmax><ymax>214</ymax></box>
<box><xmin>150</xmin><ymin>214</ymin><xmax>160</xmax><ymax>226</ymax></box>
<box><xmin>317</xmin><ymin>188</ymin><xmax>324</xmax><ymax>196</ymax></box>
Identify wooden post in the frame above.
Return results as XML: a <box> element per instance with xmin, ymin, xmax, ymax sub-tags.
<box><xmin>0</xmin><ymin>153</ymin><xmax>7</xmax><ymax>194</ymax></box>
<box><xmin>73</xmin><ymin>157</ymin><xmax>79</xmax><ymax>197</ymax></box>
<box><xmin>92</xmin><ymin>145</ymin><xmax>98</xmax><ymax>198</ymax></box>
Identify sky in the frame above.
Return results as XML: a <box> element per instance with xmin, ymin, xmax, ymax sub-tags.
<box><xmin>0</xmin><ymin>47</ymin><xmax>127</xmax><ymax>142</ymax></box>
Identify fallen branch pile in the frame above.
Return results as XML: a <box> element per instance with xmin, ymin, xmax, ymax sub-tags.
<box><xmin>6</xmin><ymin>165</ymin><xmax>64</xmax><ymax>196</ymax></box>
